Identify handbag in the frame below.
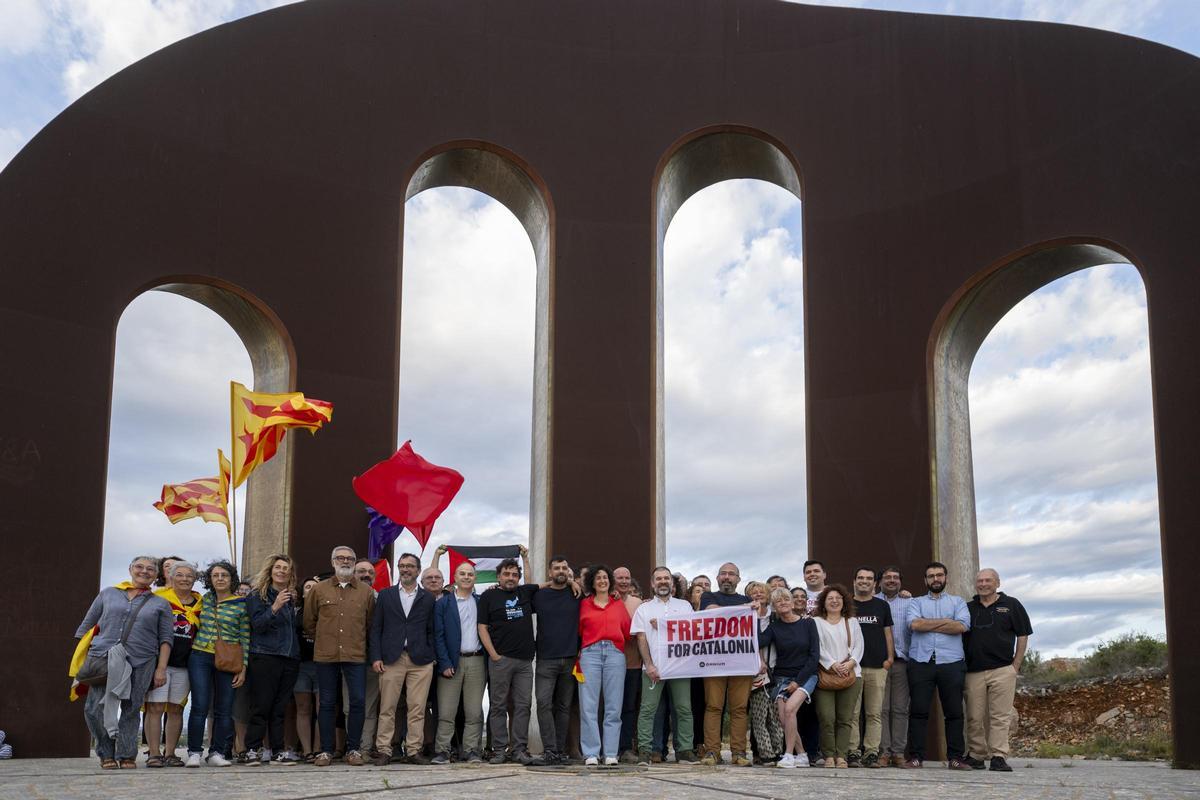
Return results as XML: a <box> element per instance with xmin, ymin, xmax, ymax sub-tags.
<box><xmin>75</xmin><ymin>592</ymin><xmax>153</xmax><ymax>686</ymax></box>
<box><xmin>816</xmin><ymin>617</ymin><xmax>856</xmax><ymax>691</ymax></box>
<box><xmin>213</xmin><ymin>602</ymin><xmax>244</xmax><ymax>673</ymax></box>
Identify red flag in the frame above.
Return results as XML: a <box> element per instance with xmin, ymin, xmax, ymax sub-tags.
<box><xmin>372</xmin><ymin>558</ymin><xmax>392</xmax><ymax>592</ymax></box>
<box><xmin>351</xmin><ymin>441</ymin><xmax>464</xmax><ymax>551</ymax></box>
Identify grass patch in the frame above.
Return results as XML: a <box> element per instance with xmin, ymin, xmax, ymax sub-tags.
<box><xmin>1021</xmin><ymin>632</ymin><xmax>1167</xmax><ymax>687</ymax></box>
<box><xmin>1034</xmin><ymin>732</ymin><xmax>1173</xmax><ymax>762</ymax></box>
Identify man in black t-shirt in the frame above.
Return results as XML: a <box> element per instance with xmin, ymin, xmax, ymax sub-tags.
<box><xmin>698</xmin><ymin>562</ymin><xmax>754</xmax><ymax>766</ymax></box>
<box><xmin>531</xmin><ymin>555</ymin><xmax>581</xmax><ymax>765</ymax></box>
<box><xmin>477</xmin><ymin>550</ymin><xmax>538</xmax><ymax>764</ymax></box>
<box><xmin>964</xmin><ymin>569</ymin><xmax>1032</xmax><ymax>773</ymax></box>
<box><xmin>849</xmin><ymin>566</ymin><xmax>894</xmax><ymax>768</ymax></box>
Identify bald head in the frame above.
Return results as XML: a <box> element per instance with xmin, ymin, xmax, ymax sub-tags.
<box><xmin>975</xmin><ymin>568</ymin><xmax>1000</xmax><ymax>599</ymax></box>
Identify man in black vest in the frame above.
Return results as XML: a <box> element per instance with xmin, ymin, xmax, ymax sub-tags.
<box><xmin>370</xmin><ymin>552</ymin><xmax>436</xmax><ymax>765</ymax></box>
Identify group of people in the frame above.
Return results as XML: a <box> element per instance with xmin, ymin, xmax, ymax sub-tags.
<box><xmin>74</xmin><ymin>547</ymin><xmax>1031</xmax><ymax>775</ymax></box>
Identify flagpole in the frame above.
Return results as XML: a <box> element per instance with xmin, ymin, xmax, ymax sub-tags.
<box><xmin>230</xmin><ymin>380</ymin><xmax>239</xmax><ymax>570</ymax></box>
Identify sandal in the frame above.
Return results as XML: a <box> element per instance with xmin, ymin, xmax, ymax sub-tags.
<box><xmin>303</xmin><ymin>752</ymin><xmax>316</xmax><ymax>764</ymax></box>
<box><xmin>119</xmin><ymin>759</ymin><xmax>138</xmax><ymax>769</ymax></box>
<box><xmin>146</xmin><ymin>755</ymin><xmax>166</xmax><ymax>768</ymax></box>
<box><xmin>100</xmin><ymin>759</ymin><xmax>119</xmax><ymax>770</ymax></box>
<box><xmin>165</xmin><ymin>755</ymin><xmax>185</xmax><ymax>767</ymax></box>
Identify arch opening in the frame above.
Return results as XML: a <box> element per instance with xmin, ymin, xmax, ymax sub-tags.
<box><xmin>104</xmin><ymin>280</ymin><xmax>294</xmax><ymax>583</ymax></box>
<box><xmin>401</xmin><ymin>145</ymin><xmax>551</xmax><ymax>580</ymax></box>
<box><xmin>654</xmin><ymin>129</ymin><xmax>805</xmax><ymax>572</ymax></box>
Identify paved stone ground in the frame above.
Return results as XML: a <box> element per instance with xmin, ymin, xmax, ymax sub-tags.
<box><xmin>1</xmin><ymin>756</ymin><xmax>1196</xmax><ymax>800</ymax></box>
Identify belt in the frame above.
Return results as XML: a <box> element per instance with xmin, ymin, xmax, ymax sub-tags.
<box><xmin>460</xmin><ymin>649</ymin><xmax>484</xmax><ymax>657</ymax></box>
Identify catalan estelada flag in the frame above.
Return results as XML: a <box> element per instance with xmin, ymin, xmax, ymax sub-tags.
<box><xmin>231</xmin><ymin>381</ymin><xmax>333</xmax><ymax>487</ymax></box>
<box><xmin>152</xmin><ymin>451</ymin><xmax>233</xmax><ymax>531</ymax></box>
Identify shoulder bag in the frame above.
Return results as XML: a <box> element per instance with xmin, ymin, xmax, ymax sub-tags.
<box><xmin>816</xmin><ymin>617</ymin><xmax>856</xmax><ymax>691</ymax></box>
<box><xmin>214</xmin><ymin>600</ymin><xmax>245</xmax><ymax>673</ymax></box>
<box><xmin>75</xmin><ymin>591</ymin><xmax>153</xmax><ymax>686</ymax></box>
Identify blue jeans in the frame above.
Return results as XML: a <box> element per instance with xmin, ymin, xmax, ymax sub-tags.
<box><xmin>579</xmin><ymin>641</ymin><xmax>625</xmax><ymax>759</ymax></box>
<box><xmin>317</xmin><ymin>661</ymin><xmax>365</xmax><ymax>754</ymax></box>
<box><xmin>187</xmin><ymin>650</ymin><xmax>235</xmax><ymax>757</ymax></box>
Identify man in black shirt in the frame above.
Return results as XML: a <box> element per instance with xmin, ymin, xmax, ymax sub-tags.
<box><xmin>964</xmin><ymin>569</ymin><xmax>1031</xmax><ymax>773</ymax></box>
<box><xmin>849</xmin><ymin>566</ymin><xmax>894</xmax><ymax>768</ymax></box>
<box><xmin>699</xmin><ymin>562</ymin><xmax>754</xmax><ymax>767</ymax></box>
<box><xmin>532</xmin><ymin>555</ymin><xmax>580</xmax><ymax>765</ymax></box>
<box><xmin>478</xmin><ymin>549</ymin><xmax>537</xmax><ymax>764</ymax></box>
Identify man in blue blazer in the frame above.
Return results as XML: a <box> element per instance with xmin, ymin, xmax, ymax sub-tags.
<box><xmin>430</xmin><ymin>559</ymin><xmax>485</xmax><ymax>763</ymax></box>
<box><xmin>369</xmin><ymin>552</ymin><xmax>436</xmax><ymax>765</ymax></box>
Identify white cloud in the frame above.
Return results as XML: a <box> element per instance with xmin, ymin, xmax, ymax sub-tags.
<box><xmin>1018</xmin><ymin>0</ymin><xmax>1163</xmax><ymax>34</ymax></box>
<box><xmin>0</xmin><ymin>0</ymin><xmax>48</xmax><ymax>56</ymax></box>
<box><xmin>0</xmin><ymin>126</ymin><xmax>26</xmax><ymax>171</ymax></box>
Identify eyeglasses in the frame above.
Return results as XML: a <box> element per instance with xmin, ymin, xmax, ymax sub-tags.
<box><xmin>332</xmin><ymin>556</ymin><xmax>356</xmax><ymax>563</ymax></box>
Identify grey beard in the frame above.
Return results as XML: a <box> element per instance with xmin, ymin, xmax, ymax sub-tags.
<box><xmin>335</xmin><ymin>566</ymin><xmax>354</xmax><ymax>582</ymax></box>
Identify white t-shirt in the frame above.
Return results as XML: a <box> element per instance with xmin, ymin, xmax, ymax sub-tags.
<box><xmin>630</xmin><ymin>595</ymin><xmax>693</xmax><ymax>671</ymax></box>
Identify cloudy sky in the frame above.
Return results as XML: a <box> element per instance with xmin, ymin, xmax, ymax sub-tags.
<box><xmin>2</xmin><ymin>0</ymin><xmax>1189</xmax><ymax>656</ymax></box>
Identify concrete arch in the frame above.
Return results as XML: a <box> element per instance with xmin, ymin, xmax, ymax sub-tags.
<box><xmin>125</xmin><ymin>278</ymin><xmax>297</xmax><ymax>569</ymax></box>
<box><xmin>652</xmin><ymin>127</ymin><xmax>804</xmax><ymax>565</ymax></box>
<box><xmin>928</xmin><ymin>240</ymin><xmax>1146</xmax><ymax>595</ymax></box>
<box><xmin>402</xmin><ymin>143</ymin><xmax>553</xmax><ymax>579</ymax></box>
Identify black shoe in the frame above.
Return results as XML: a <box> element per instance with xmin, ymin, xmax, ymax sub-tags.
<box><xmin>408</xmin><ymin>753</ymin><xmax>431</xmax><ymax>765</ymax></box>
<box><xmin>861</xmin><ymin>752</ymin><xmax>880</xmax><ymax>768</ymax></box>
<box><xmin>488</xmin><ymin>752</ymin><xmax>508</xmax><ymax>765</ymax></box>
<box><xmin>528</xmin><ymin>752</ymin><xmax>548</xmax><ymax>766</ymax></box>
<box><xmin>962</xmin><ymin>755</ymin><xmax>987</xmax><ymax>770</ymax></box>
<box><xmin>846</xmin><ymin>750</ymin><xmax>862</xmax><ymax>768</ymax></box>
<box><xmin>430</xmin><ymin>752</ymin><xmax>450</xmax><ymax>765</ymax></box>
<box><xmin>990</xmin><ymin>756</ymin><xmax>1013</xmax><ymax>772</ymax></box>
<box><xmin>675</xmin><ymin>749</ymin><xmax>699</xmax><ymax>764</ymax></box>
<box><xmin>511</xmin><ymin>749</ymin><xmax>533</xmax><ymax>765</ymax></box>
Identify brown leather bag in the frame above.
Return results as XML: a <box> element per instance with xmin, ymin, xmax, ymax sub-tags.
<box><xmin>213</xmin><ymin>604</ymin><xmax>244</xmax><ymax>673</ymax></box>
<box><xmin>816</xmin><ymin>617</ymin><xmax>856</xmax><ymax>691</ymax></box>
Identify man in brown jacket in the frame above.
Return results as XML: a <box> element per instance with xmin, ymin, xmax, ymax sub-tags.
<box><xmin>303</xmin><ymin>545</ymin><xmax>377</xmax><ymax>766</ymax></box>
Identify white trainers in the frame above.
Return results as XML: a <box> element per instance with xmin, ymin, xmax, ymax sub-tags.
<box><xmin>185</xmin><ymin>753</ymin><xmax>202</xmax><ymax>768</ymax></box>
<box><xmin>794</xmin><ymin>752</ymin><xmax>810</xmax><ymax>768</ymax></box>
<box><xmin>206</xmin><ymin>753</ymin><xmax>233</xmax><ymax>767</ymax></box>
<box><xmin>777</xmin><ymin>753</ymin><xmax>795</xmax><ymax>769</ymax></box>
<box><xmin>585</xmin><ymin>756</ymin><xmax>599</xmax><ymax>766</ymax></box>
<box><xmin>603</xmin><ymin>756</ymin><xmax>618</xmax><ymax>766</ymax></box>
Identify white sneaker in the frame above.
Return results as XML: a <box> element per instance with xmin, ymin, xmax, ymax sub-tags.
<box><xmin>585</xmin><ymin>756</ymin><xmax>599</xmax><ymax>766</ymax></box>
<box><xmin>794</xmin><ymin>752</ymin><xmax>810</xmax><ymax>768</ymax></box>
<box><xmin>207</xmin><ymin>753</ymin><xmax>233</xmax><ymax>767</ymax></box>
<box><xmin>185</xmin><ymin>753</ymin><xmax>202</xmax><ymax>768</ymax></box>
<box><xmin>603</xmin><ymin>756</ymin><xmax>618</xmax><ymax>766</ymax></box>
<box><xmin>777</xmin><ymin>753</ymin><xmax>795</xmax><ymax>768</ymax></box>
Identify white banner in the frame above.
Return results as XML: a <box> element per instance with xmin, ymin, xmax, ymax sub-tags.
<box><xmin>655</xmin><ymin>605</ymin><xmax>760</xmax><ymax>679</ymax></box>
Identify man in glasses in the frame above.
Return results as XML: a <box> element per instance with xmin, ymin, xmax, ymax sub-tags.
<box><xmin>903</xmin><ymin>561</ymin><xmax>971</xmax><ymax>771</ymax></box>
<box><xmin>963</xmin><ymin>569</ymin><xmax>1031</xmax><ymax>773</ymax></box>
<box><xmin>304</xmin><ymin>546</ymin><xmax>377</xmax><ymax>767</ymax></box>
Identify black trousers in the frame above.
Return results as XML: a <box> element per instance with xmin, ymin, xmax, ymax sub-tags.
<box><xmin>906</xmin><ymin>659</ymin><xmax>966</xmax><ymax>760</ymax></box>
<box><xmin>246</xmin><ymin>653</ymin><xmax>300</xmax><ymax>752</ymax></box>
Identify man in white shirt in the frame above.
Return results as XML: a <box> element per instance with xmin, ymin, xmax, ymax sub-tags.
<box><xmin>430</xmin><ymin>561</ymin><xmax>485</xmax><ymax>764</ymax></box>
<box><xmin>632</xmin><ymin>567</ymin><xmax>699</xmax><ymax>765</ymax></box>
<box><xmin>802</xmin><ymin>560</ymin><xmax>826</xmax><ymax>616</ymax></box>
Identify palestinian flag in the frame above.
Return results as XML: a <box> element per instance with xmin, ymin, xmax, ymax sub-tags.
<box><xmin>446</xmin><ymin>544</ymin><xmax>522</xmax><ymax>585</ymax></box>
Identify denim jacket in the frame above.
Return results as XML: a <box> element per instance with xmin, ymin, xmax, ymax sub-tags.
<box><xmin>246</xmin><ymin>586</ymin><xmax>301</xmax><ymax>660</ymax></box>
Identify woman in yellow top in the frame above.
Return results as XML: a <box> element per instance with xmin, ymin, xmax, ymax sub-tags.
<box><xmin>185</xmin><ymin>560</ymin><xmax>250</xmax><ymax>768</ymax></box>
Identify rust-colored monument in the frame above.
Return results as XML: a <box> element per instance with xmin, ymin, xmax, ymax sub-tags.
<box><xmin>1</xmin><ymin>0</ymin><xmax>1196</xmax><ymax>765</ymax></box>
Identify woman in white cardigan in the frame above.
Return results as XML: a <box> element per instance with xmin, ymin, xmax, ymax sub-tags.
<box><xmin>812</xmin><ymin>585</ymin><xmax>865</xmax><ymax>768</ymax></box>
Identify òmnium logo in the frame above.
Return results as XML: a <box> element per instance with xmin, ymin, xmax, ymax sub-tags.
<box><xmin>698</xmin><ymin>661</ymin><xmax>705</xmax><ymax>668</ymax></box>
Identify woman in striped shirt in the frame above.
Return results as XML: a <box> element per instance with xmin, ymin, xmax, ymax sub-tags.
<box><xmin>185</xmin><ymin>560</ymin><xmax>250</xmax><ymax>767</ymax></box>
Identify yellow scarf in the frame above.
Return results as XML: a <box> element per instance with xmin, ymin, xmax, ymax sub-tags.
<box><xmin>155</xmin><ymin>586</ymin><xmax>202</xmax><ymax>628</ymax></box>
<box><xmin>68</xmin><ymin>582</ymin><xmax>146</xmax><ymax>701</ymax></box>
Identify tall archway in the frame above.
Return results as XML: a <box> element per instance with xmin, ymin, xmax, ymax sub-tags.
<box><xmin>929</xmin><ymin>243</ymin><xmax>1153</xmax><ymax>597</ymax></box>
<box><xmin>402</xmin><ymin>145</ymin><xmax>552</xmax><ymax>578</ymax></box>
<box><xmin>966</xmin><ymin>262</ymin><xmax>1162</xmax><ymax>654</ymax></box>
<box><xmin>114</xmin><ymin>280</ymin><xmax>295</xmax><ymax>572</ymax></box>
<box><xmin>654</xmin><ymin>129</ymin><xmax>805</xmax><ymax>570</ymax></box>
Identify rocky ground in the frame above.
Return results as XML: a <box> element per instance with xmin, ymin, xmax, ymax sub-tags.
<box><xmin>1012</xmin><ymin>667</ymin><xmax>1171</xmax><ymax>760</ymax></box>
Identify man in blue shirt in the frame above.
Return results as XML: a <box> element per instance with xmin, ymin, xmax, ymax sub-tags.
<box><xmin>903</xmin><ymin>561</ymin><xmax>972</xmax><ymax>770</ymax></box>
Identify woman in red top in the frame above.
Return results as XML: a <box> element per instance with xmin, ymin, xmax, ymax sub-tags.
<box><xmin>577</xmin><ymin>564</ymin><xmax>632</xmax><ymax>766</ymax></box>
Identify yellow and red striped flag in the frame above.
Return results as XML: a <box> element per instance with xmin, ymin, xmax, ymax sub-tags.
<box><xmin>231</xmin><ymin>381</ymin><xmax>333</xmax><ymax>488</ymax></box>
<box><xmin>152</xmin><ymin>451</ymin><xmax>232</xmax><ymax>531</ymax></box>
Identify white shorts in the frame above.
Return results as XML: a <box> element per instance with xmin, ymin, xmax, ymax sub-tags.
<box><xmin>144</xmin><ymin>665</ymin><xmax>190</xmax><ymax>706</ymax></box>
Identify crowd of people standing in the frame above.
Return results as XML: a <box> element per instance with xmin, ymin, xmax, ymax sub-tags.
<box><xmin>73</xmin><ymin>547</ymin><xmax>1031</xmax><ymax>775</ymax></box>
